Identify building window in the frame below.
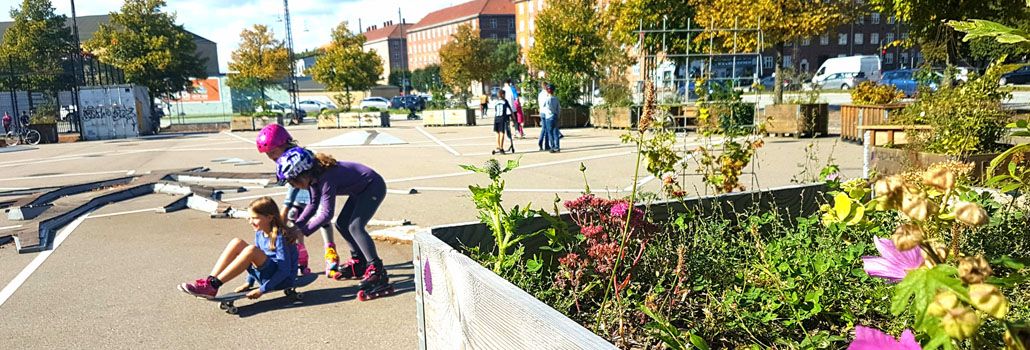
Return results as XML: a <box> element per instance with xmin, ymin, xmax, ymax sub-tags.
<box><xmin>520</xmin><ymin>20</ymin><xmax>525</xmax><ymax>31</ymax></box>
<box><xmin>490</xmin><ymin>33</ymin><xmax>497</xmax><ymax>39</ymax></box>
<box><xmin>801</xmin><ymin>37</ymin><xmax>811</xmax><ymax>46</ymax></box>
<box><xmin>510</xmin><ymin>20</ymin><xmax>515</xmax><ymax>31</ymax></box>
<box><xmin>900</xmin><ymin>52</ymin><xmax>909</xmax><ymax>66</ymax></box>
<box><xmin>856</xmin><ymin>15</ymin><xmax>865</xmax><ymax>25</ymax></box>
<box><xmin>885</xmin><ymin>53</ymin><xmax>894</xmax><ymax>64</ymax></box>
<box><xmin>838</xmin><ymin>33</ymin><xmax>847</xmax><ymax>45</ymax></box>
<box><xmin>518</xmin><ymin>2</ymin><xmax>523</xmax><ymax>14</ymax></box>
<box><xmin>871</xmin><ymin>13</ymin><xmax>880</xmax><ymax>24</ymax></box>
<box><xmin>871</xmin><ymin>32</ymin><xmax>880</xmax><ymax>45</ymax></box>
<box><xmin>784</xmin><ymin>55</ymin><xmax>792</xmax><ymax>67</ymax></box>
<box><xmin>886</xmin><ymin>32</ymin><xmax>895</xmax><ymax>43</ymax></box>
<box><xmin>530</xmin><ymin>18</ymin><xmax>535</xmax><ymax>31</ymax></box>
<box><xmin>491</xmin><ymin>18</ymin><xmax>497</xmax><ymax>29</ymax></box>
<box><xmin>901</xmin><ymin>32</ymin><xmax>909</xmax><ymax>40</ymax></box>
<box><xmin>820</xmin><ymin>34</ymin><xmax>829</xmax><ymax>45</ymax></box>
<box><xmin>888</xmin><ymin>16</ymin><xmax>895</xmax><ymax>24</ymax></box>
<box><xmin>509</xmin><ymin>33</ymin><xmax>515</xmax><ymax>39</ymax></box>
<box><xmin>855</xmin><ymin>33</ymin><xmax>864</xmax><ymax>45</ymax></box>
<box><xmin>538</xmin><ymin>0</ymin><xmax>544</xmax><ymax>11</ymax></box>
<box><xmin>763</xmin><ymin>56</ymin><xmax>773</xmax><ymax>68</ymax></box>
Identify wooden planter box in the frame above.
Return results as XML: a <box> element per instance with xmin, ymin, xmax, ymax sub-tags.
<box><xmin>871</xmin><ymin>147</ymin><xmax>1002</xmax><ymax>181</ymax></box>
<box><xmin>318</xmin><ymin>112</ymin><xmax>389</xmax><ymax>128</ymax></box>
<box><xmin>589</xmin><ymin>106</ymin><xmax>635</xmax><ymax>129</ymax></box>
<box><xmin>840</xmin><ymin>104</ymin><xmax>907</xmax><ymax>142</ymax></box>
<box><xmin>229</xmin><ymin>116</ymin><xmax>273</xmax><ymax>131</ymax></box>
<box><xmin>423</xmin><ymin>109</ymin><xmax>476</xmax><ymax>126</ymax></box>
<box><xmin>28</xmin><ymin>124</ymin><xmax>58</xmax><ymax>144</ymax></box>
<box><xmin>857</xmin><ymin>125</ymin><xmax>930</xmax><ymax>147</ymax></box>
<box><xmin>763</xmin><ymin>103</ymin><xmax>829</xmax><ymax>137</ymax></box>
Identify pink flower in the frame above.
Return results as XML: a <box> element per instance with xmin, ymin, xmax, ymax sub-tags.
<box><xmin>862</xmin><ymin>237</ymin><xmax>924</xmax><ymax>283</ymax></box>
<box><xmin>847</xmin><ymin>325</ymin><xmax>920</xmax><ymax>350</ymax></box>
<box><xmin>610</xmin><ymin>202</ymin><xmax>630</xmax><ymax>218</ymax></box>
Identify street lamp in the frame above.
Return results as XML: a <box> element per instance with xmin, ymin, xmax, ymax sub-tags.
<box><xmin>70</xmin><ymin>0</ymin><xmax>83</xmax><ymax>137</ymax></box>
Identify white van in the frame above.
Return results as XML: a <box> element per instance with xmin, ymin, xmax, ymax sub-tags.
<box><xmin>811</xmin><ymin>55</ymin><xmax>882</xmax><ymax>89</ymax></box>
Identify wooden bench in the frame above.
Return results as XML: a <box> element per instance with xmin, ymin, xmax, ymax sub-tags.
<box><xmin>857</xmin><ymin>125</ymin><xmax>932</xmax><ymax>146</ymax></box>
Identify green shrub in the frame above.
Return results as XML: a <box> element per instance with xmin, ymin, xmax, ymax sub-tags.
<box><xmin>895</xmin><ymin>59</ymin><xmax>1014</xmax><ymax>156</ymax></box>
<box><xmin>851</xmin><ymin>81</ymin><xmax>905</xmax><ymax>105</ymax></box>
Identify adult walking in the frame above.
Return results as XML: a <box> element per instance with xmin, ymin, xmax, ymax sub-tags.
<box><xmin>537</xmin><ymin>82</ymin><xmax>553</xmax><ymax>151</ymax></box>
<box><xmin>544</xmin><ymin>84</ymin><xmax>561</xmax><ymax>153</ymax></box>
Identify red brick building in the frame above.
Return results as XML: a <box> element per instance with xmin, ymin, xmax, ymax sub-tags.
<box><xmin>406</xmin><ymin>0</ymin><xmax>516</xmax><ymax>70</ymax></box>
<box><xmin>361</xmin><ymin>21</ymin><xmax>412</xmax><ymax>84</ymax></box>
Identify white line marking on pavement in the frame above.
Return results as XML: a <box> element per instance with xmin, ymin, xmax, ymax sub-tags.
<box><xmin>415</xmin><ymin>127</ymin><xmax>460</xmax><ymax>156</ymax></box>
<box><xmin>88</xmin><ymin>207</ymin><xmax>162</xmax><ymax>219</ymax></box>
<box><xmin>0</xmin><ymin>214</ymin><xmax>89</xmax><ymax>308</ymax></box>
<box><xmin>224</xmin><ymin>191</ymin><xmax>290</xmax><ymax>202</ymax></box>
<box><xmin>624</xmin><ymin>175</ymin><xmax>656</xmax><ymax>192</ymax></box>
<box><xmin>0</xmin><ymin>170</ymin><xmax>132</xmax><ymax>182</ymax></box>
<box><xmin>411</xmin><ymin>186</ymin><xmax>625</xmax><ymax>193</ymax></box>
<box><xmin>222</xmin><ymin>131</ymin><xmax>254</xmax><ymax>144</ymax></box>
<box><xmin>0</xmin><ymin>225</ymin><xmax>23</xmax><ymax>231</ymax></box>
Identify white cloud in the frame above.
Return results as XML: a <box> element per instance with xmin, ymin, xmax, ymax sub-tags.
<box><xmin>0</xmin><ymin>0</ymin><xmax>461</xmax><ymax>73</ymax></box>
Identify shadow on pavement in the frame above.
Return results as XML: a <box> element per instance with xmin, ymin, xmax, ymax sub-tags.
<box><xmin>234</xmin><ymin>261</ymin><xmax>415</xmax><ymax>317</ymax></box>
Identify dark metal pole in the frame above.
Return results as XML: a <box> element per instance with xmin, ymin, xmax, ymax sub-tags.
<box><xmin>283</xmin><ymin>0</ymin><xmax>298</xmax><ymax>126</ymax></box>
<box><xmin>399</xmin><ymin>8</ymin><xmax>408</xmax><ymax>94</ymax></box>
<box><xmin>70</xmin><ymin>0</ymin><xmax>84</xmax><ymax>137</ymax></box>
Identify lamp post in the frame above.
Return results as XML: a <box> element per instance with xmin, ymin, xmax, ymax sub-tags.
<box><xmin>70</xmin><ymin>0</ymin><xmax>83</xmax><ymax>137</ymax></box>
<box><xmin>282</xmin><ymin>0</ymin><xmax>299</xmax><ymax>126</ymax></box>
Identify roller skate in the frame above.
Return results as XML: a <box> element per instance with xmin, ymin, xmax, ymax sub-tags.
<box><xmin>335</xmin><ymin>256</ymin><xmax>367</xmax><ymax>280</ymax></box>
<box><xmin>357</xmin><ymin>259</ymin><xmax>394</xmax><ymax>301</ymax></box>
<box><xmin>297</xmin><ymin>242</ymin><xmax>311</xmax><ymax>275</ymax></box>
<box><xmin>324</xmin><ymin>244</ymin><xmax>342</xmax><ymax>279</ymax></box>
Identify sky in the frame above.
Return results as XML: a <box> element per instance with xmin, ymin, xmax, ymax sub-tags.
<box><xmin>0</xmin><ymin>0</ymin><xmax>461</xmax><ymax>73</ymax></box>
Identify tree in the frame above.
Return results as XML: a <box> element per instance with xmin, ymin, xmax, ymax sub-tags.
<box><xmin>486</xmin><ymin>39</ymin><xmax>527</xmax><ymax>84</ymax></box>
<box><xmin>439</xmin><ymin>24</ymin><xmax>493</xmax><ymax>98</ymax></box>
<box><xmin>606</xmin><ymin>0</ymin><xmax>694</xmax><ymax>53</ymax></box>
<box><xmin>227</xmin><ymin>24</ymin><xmax>290</xmax><ymax>110</ymax></box>
<box><xmin>85</xmin><ymin>0</ymin><xmax>207</xmax><ymax>100</ymax></box>
<box><xmin>528</xmin><ymin>0</ymin><xmax>606</xmax><ymax>106</ymax></box>
<box><xmin>868</xmin><ymin>0</ymin><xmax>1025</xmax><ymax>66</ymax></box>
<box><xmin>388</xmin><ymin>69</ymin><xmax>412</xmax><ymax>91</ymax></box>
<box><xmin>411</xmin><ymin>64</ymin><xmax>443</xmax><ymax>93</ymax></box>
<box><xmin>692</xmin><ymin>0</ymin><xmax>856</xmax><ymax>104</ymax></box>
<box><xmin>0</xmin><ymin>0</ymin><xmax>73</xmax><ymax>102</ymax></box>
<box><xmin>307</xmin><ymin>22</ymin><xmax>382</xmax><ymax>111</ymax></box>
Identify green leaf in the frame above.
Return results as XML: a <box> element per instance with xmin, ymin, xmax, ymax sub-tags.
<box><xmin>1010</xmin><ymin>161</ymin><xmax>1019</xmax><ymax>178</ymax></box>
<box><xmin>503</xmin><ymin>158</ymin><xmax>520</xmax><ymax>173</ymax></box>
<box><xmin>1001</xmin><ymin>183</ymin><xmax>1022</xmax><ymax>193</ymax></box>
<box><xmin>689</xmin><ymin>334</ymin><xmax>710</xmax><ymax>350</ymax></box>
<box><xmin>891</xmin><ymin>265</ymin><xmax>968</xmax><ymax>328</ymax></box>
<box><xmin>994</xmin><ymin>255</ymin><xmax>1030</xmax><ymax>269</ymax></box>
<box><xmin>526</xmin><ymin>257</ymin><xmax>542</xmax><ymax>273</ymax></box>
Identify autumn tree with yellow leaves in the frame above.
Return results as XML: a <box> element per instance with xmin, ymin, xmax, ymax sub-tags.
<box><xmin>691</xmin><ymin>0</ymin><xmax>857</xmax><ymax>103</ymax></box>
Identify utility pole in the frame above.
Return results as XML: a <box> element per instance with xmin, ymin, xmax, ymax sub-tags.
<box><xmin>398</xmin><ymin>8</ymin><xmax>409</xmax><ymax>95</ymax></box>
<box><xmin>282</xmin><ymin>0</ymin><xmax>299</xmax><ymax>126</ymax></box>
<box><xmin>70</xmin><ymin>0</ymin><xmax>84</xmax><ymax>137</ymax></box>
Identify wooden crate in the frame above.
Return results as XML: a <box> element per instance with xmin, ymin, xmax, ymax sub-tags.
<box><xmin>871</xmin><ymin>146</ymin><xmax>1003</xmax><ymax>181</ymax></box>
<box><xmin>589</xmin><ymin>106</ymin><xmax>634</xmax><ymax>129</ymax></box>
<box><xmin>856</xmin><ymin>125</ymin><xmax>930</xmax><ymax>146</ymax></box>
<box><xmin>763</xmin><ymin>103</ymin><xmax>829</xmax><ymax>137</ymax></box>
<box><xmin>229</xmin><ymin>116</ymin><xmax>274</xmax><ymax>131</ymax></box>
<box><xmin>840</xmin><ymin>104</ymin><xmax>907</xmax><ymax>142</ymax></box>
<box><xmin>423</xmin><ymin>109</ymin><xmax>476</xmax><ymax>126</ymax></box>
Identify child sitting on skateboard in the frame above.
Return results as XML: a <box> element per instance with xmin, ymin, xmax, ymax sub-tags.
<box><xmin>179</xmin><ymin>197</ymin><xmax>299</xmax><ymax>299</ymax></box>
<box><xmin>275</xmin><ymin>147</ymin><xmax>394</xmax><ymax>301</ymax></box>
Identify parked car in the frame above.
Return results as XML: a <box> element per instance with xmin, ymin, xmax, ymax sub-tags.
<box><xmin>297</xmin><ymin>100</ymin><xmax>334</xmax><ymax>114</ymax></box>
<box><xmin>359</xmin><ymin>97</ymin><xmax>390</xmax><ymax>110</ymax></box>
<box><xmin>1001</xmin><ymin>66</ymin><xmax>1030</xmax><ymax>85</ymax></box>
<box><xmin>880</xmin><ymin>69</ymin><xmax>941</xmax><ymax>97</ymax></box>
<box><xmin>812</xmin><ymin>72</ymin><xmax>868</xmax><ymax>90</ymax></box>
<box><xmin>812</xmin><ymin>55</ymin><xmax>882</xmax><ymax>88</ymax></box>
<box><xmin>258</xmin><ymin>103</ymin><xmax>307</xmax><ymax>125</ymax></box>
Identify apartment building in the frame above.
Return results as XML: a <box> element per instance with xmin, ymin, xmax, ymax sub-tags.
<box><xmin>362</xmin><ymin>21</ymin><xmax>412</xmax><ymax>84</ymax></box>
<box><xmin>406</xmin><ymin>0</ymin><xmax>515</xmax><ymax>70</ymax></box>
<box><xmin>514</xmin><ymin>0</ymin><xmax>612</xmax><ymax>64</ymax></box>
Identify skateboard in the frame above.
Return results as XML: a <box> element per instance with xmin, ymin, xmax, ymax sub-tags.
<box><xmin>178</xmin><ymin>285</ymin><xmax>305</xmax><ymax>314</ymax></box>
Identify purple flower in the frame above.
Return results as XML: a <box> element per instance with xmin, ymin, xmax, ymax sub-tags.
<box><xmin>610</xmin><ymin>202</ymin><xmax>630</xmax><ymax>218</ymax></box>
<box><xmin>862</xmin><ymin>237</ymin><xmax>924</xmax><ymax>283</ymax></box>
<box><xmin>847</xmin><ymin>325</ymin><xmax>920</xmax><ymax>350</ymax></box>
<box><xmin>825</xmin><ymin>172</ymin><xmax>841</xmax><ymax>182</ymax></box>
<box><xmin>423</xmin><ymin>259</ymin><xmax>433</xmax><ymax>295</ymax></box>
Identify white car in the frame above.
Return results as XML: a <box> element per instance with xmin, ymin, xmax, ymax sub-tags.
<box><xmin>358</xmin><ymin>97</ymin><xmax>390</xmax><ymax>110</ymax></box>
<box><xmin>297</xmin><ymin>100</ymin><xmax>334</xmax><ymax>114</ymax></box>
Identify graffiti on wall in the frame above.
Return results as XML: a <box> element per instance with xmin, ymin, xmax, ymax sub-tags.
<box><xmin>81</xmin><ymin>104</ymin><xmax>139</xmax><ymax>140</ymax></box>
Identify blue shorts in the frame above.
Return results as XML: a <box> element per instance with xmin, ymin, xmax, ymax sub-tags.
<box><xmin>247</xmin><ymin>258</ymin><xmax>290</xmax><ymax>290</ymax></box>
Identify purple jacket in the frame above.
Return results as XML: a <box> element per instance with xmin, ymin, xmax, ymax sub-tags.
<box><xmin>294</xmin><ymin>161</ymin><xmax>380</xmax><ymax>235</ymax></box>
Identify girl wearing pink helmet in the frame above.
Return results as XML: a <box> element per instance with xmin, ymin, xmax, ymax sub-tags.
<box><xmin>255</xmin><ymin>124</ymin><xmax>342</xmax><ymax>279</ymax></box>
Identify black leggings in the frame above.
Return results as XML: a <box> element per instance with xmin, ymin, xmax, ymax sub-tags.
<box><xmin>335</xmin><ymin>176</ymin><xmax>386</xmax><ymax>263</ymax></box>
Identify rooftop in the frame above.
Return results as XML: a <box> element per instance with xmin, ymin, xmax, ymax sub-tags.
<box><xmin>409</xmin><ymin>0</ymin><xmax>514</xmax><ymax>31</ymax></box>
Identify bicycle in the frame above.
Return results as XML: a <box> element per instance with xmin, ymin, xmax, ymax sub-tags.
<box><xmin>4</xmin><ymin>125</ymin><xmax>41</xmax><ymax>146</ymax></box>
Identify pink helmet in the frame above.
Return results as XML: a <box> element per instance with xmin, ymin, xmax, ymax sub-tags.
<box><xmin>256</xmin><ymin>123</ymin><xmax>292</xmax><ymax>153</ymax></box>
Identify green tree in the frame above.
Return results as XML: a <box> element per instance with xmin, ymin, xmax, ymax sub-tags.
<box><xmin>606</xmin><ymin>0</ymin><xmax>694</xmax><ymax>53</ymax></box>
<box><xmin>85</xmin><ymin>0</ymin><xmax>206</xmax><ymax>100</ymax></box>
<box><xmin>868</xmin><ymin>0</ymin><xmax>1025</xmax><ymax>66</ymax></box>
<box><xmin>486</xmin><ymin>39</ymin><xmax>527</xmax><ymax>84</ymax></box>
<box><xmin>388</xmin><ymin>68</ymin><xmax>411</xmax><ymax>90</ymax></box>
<box><xmin>411</xmin><ymin>64</ymin><xmax>443</xmax><ymax>93</ymax></box>
<box><xmin>0</xmin><ymin>0</ymin><xmax>73</xmax><ymax>102</ymax></box>
<box><xmin>227</xmin><ymin>24</ymin><xmax>290</xmax><ymax>110</ymax></box>
<box><xmin>528</xmin><ymin>0</ymin><xmax>606</xmax><ymax>106</ymax></box>
<box><xmin>692</xmin><ymin>0</ymin><xmax>856</xmax><ymax>104</ymax></box>
<box><xmin>439</xmin><ymin>24</ymin><xmax>493</xmax><ymax>99</ymax></box>
<box><xmin>307</xmin><ymin>22</ymin><xmax>382</xmax><ymax>111</ymax></box>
